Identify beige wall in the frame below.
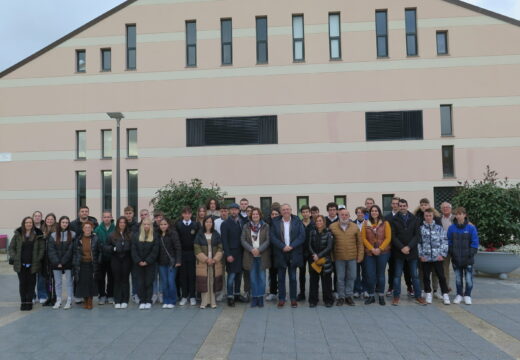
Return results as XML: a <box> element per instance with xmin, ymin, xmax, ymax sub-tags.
<box><xmin>1</xmin><ymin>0</ymin><xmax>520</xmax><ymax>236</ymax></box>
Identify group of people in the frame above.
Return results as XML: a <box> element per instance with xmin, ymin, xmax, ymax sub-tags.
<box><xmin>8</xmin><ymin>196</ymin><xmax>479</xmax><ymax>312</ymax></box>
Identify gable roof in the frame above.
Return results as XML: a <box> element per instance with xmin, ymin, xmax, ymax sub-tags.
<box><xmin>1</xmin><ymin>0</ymin><xmax>519</xmax><ymax>79</ymax></box>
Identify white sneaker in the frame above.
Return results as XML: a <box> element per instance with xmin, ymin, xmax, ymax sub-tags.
<box><xmin>152</xmin><ymin>294</ymin><xmax>158</xmax><ymax>304</ymax></box>
<box><xmin>158</xmin><ymin>293</ymin><xmax>164</xmax><ymax>304</ymax></box>
<box><xmin>139</xmin><ymin>304</ymin><xmax>146</xmax><ymax>310</ymax></box>
<box><xmin>434</xmin><ymin>291</ymin><xmax>443</xmax><ymax>300</ymax></box>
<box><xmin>190</xmin><ymin>298</ymin><xmax>197</xmax><ymax>306</ymax></box>
<box><xmin>115</xmin><ymin>303</ymin><xmax>121</xmax><ymax>309</ymax></box>
<box><xmin>443</xmin><ymin>294</ymin><xmax>451</xmax><ymax>305</ymax></box>
<box><xmin>266</xmin><ymin>294</ymin><xmax>275</xmax><ymax>301</ymax></box>
<box><xmin>132</xmin><ymin>294</ymin><xmax>140</xmax><ymax>304</ymax></box>
<box><xmin>168</xmin><ymin>304</ymin><xmax>175</xmax><ymax>309</ymax></box>
<box><xmin>98</xmin><ymin>296</ymin><xmax>106</xmax><ymax>305</ymax></box>
<box><xmin>454</xmin><ymin>295</ymin><xmax>463</xmax><ymax>304</ymax></box>
<box><xmin>425</xmin><ymin>293</ymin><xmax>433</xmax><ymax>304</ymax></box>
<box><xmin>121</xmin><ymin>303</ymin><xmax>128</xmax><ymax>309</ymax></box>
<box><xmin>64</xmin><ymin>298</ymin><xmax>72</xmax><ymax>310</ymax></box>
<box><xmin>353</xmin><ymin>292</ymin><xmax>360</xmax><ymax>299</ymax></box>
<box><xmin>333</xmin><ymin>292</ymin><xmax>339</xmax><ymax>300</ymax></box>
<box><xmin>162</xmin><ymin>304</ymin><xmax>168</xmax><ymax>309</ymax></box>
<box><xmin>39</xmin><ymin>298</ymin><xmax>47</xmax><ymax>304</ymax></box>
<box><xmin>107</xmin><ymin>297</ymin><xmax>114</xmax><ymax>304</ymax></box>
<box><xmin>216</xmin><ymin>293</ymin><xmax>224</xmax><ymax>302</ymax></box>
<box><xmin>74</xmin><ymin>297</ymin><xmax>83</xmax><ymax>304</ymax></box>
<box><xmin>464</xmin><ymin>296</ymin><xmax>472</xmax><ymax>305</ymax></box>
<box><xmin>53</xmin><ymin>299</ymin><xmax>61</xmax><ymax>309</ymax></box>
<box><xmin>179</xmin><ymin>298</ymin><xmax>187</xmax><ymax>306</ymax></box>
<box><xmin>145</xmin><ymin>303</ymin><xmax>152</xmax><ymax>309</ymax></box>
<box><xmin>363</xmin><ymin>291</ymin><xmax>369</xmax><ymax>299</ymax></box>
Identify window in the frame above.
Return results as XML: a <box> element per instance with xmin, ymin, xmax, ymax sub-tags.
<box><xmin>101</xmin><ymin>48</ymin><xmax>111</xmax><ymax>71</ymax></box>
<box><xmin>442</xmin><ymin>146</ymin><xmax>454</xmax><ymax>178</ymax></box>
<box><xmin>186</xmin><ymin>116</ymin><xmax>277</xmax><ymax>147</ymax></box>
<box><xmin>126</xmin><ymin>24</ymin><xmax>136</xmax><ymax>70</ymax></box>
<box><xmin>101</xmin><ymin>130</ymin><xmax>112</xmax><ymax>158</ymax></box>
<box><xmin>76</xmin><ymin>50</ymin><xmax>86</xmax><ymax>72</ymax></box>
<box><xmin>186</xmin><ymin>20</ymin><xmax>197</xmax><ymax>67</ymax></box>
<box><xmin>382</xmin><ymin>194</ymin><xmax>394</xmax><ymax>217</ymax></box>
<box><xmin>329</xmin><ymin>13</ymin><xmax>341</xmax><ymax>60</ymax></box>
<box><xmin>221</xmin><ymin>19</ymin><xmax>232</xmax><ymax>65</ymax></box>
<box><xmin>440</xmin><ymin>105</ymin><xmax>453</xmax><ymax>136</ymax></box>
<box><xmin>127</xmin><ymin>129</ymin><xmax>138</xmax><ymax>158</ymax></box>
<box><xmin>297</xmin><ymin>196</ymin><xmax>309</xmax><ymax>218</ymax></box>
<box><xmin>366</xmin><ymin>111</ymin><xmax>423</xmax><ymax>141</ymax></box>
<box><xmin>405</xmin><ymin>9</ymin><xmax>418</xmax><ymax>56</ymax></box>
<box><xmin>434</xmin><ymin>186</ymin><xmax>458</xmax><ymax>210</ymax></box>
<box><xmin>260</xmin><ymin>197</ymin><xmax>272</xmax><ymax>218</ymax></box>
<box><xmin>292</xmin><ymin>15</ymin><xmax>305</xmax><ymax>61</ymax></box>
<box><xmin>224</xmin><ymin>197</ymin><xmax>236</xmax><ymax>206</ymax></box>
<box><xmin>102</xmin><ymin>170</ymin><xmax>112</xmax><ymax>211</ymax></box>
<box><xmin>256</xmin><ymin>16</ymin><xmax>268</xmax><ymax>64</ymax></box>
<box><xmin>76</xmin><ymin>171</ymin><xmax>86</xmax><ymax>213</ymax></box>
<box><xmin>76</xmin><ymin>130</ymin><xmax>86</xmax><ymax>159</ymax></box>
<box><xmin>437</xmin><ymin>31</ymin><xmax>448</xmax><ymax>55</ymax></box>
<box><xmin>334</xmin><ymin>195</ymin><xmax>346</xmax><ymax>207</ymax></box>
<box><xmin>375</xmin><ymin>10</ymin><xmax>388</xmax><ymax>57</ymax></box>
<box><xmin>127</xmin><ymin>170</ymin><xmax>138</xmax><ymax>214</ymax></box>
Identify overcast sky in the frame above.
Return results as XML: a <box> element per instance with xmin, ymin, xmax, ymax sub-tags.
<box><xmin>0</xmin><ymin>0</ymin><xmax>519</xmax><ymax>73</ymax></box>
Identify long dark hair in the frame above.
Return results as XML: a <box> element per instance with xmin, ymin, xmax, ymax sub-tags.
<box><xmin>56</xmin><ymin>216</ymin><xmax>72</xmax><ymax>245</ymax></box>
<box><xmin>112</xmin><ymin>217</ymin><xmax>130</xmax><ymax>241</ymax></box>
<box><xmin>368</xmin><ymin>205</ymin><xmax>384</xmax><ymax>224</ymax></box>
<box><xmin>20</xmin><ymin>216</ymin><xmax>34</xmax><ymax>234</ymax></box>
<box><xmin>42</xmin><ymin>213</ymin><xmax>57</xmax><ymax>237</ymax></box>
<box><xmin>202</xmin><ymin>215</ymin><xmax>215</xmax><ymax>233</ymax></box>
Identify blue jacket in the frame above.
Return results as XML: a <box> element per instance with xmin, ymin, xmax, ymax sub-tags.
<box><xmin>270</xmin><ymin>215</ymin><xmax>305</xmax><ymax>268</ymax></box>
<box><xmin>447</xmin><ymin>219</ymin><xmax>479</xmax><ymax>267</ymax></box>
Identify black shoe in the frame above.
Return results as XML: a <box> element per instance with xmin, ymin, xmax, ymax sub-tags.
<box><xmin>309</xmin><ymin>303</ymin><xmax>317</xmax><ymax>308</ymax></box>
<box><xmin>227</xmin><ymin>297</ymin><xmax>235</xmax><ymax>307</ymax></box>
<box><xmin>296</xmin><ymin>293</ymin><xmax>306</xmax><ymax>301</ymax></box>
<box><xmin>325</xmin><ymin>302</ymin><xmax>333</xmax><ymax>308</ymax></box>
<box><xmin>20</xmin><ymin>304</ymin><xmax>26</xmax><ymax>311</ymax></box>
<box><xmin>336</xmin><ymin>298</ymin><xmax>345</xmax><ymax>306</ymax></box>
<box><xmin>27</xmin><ymin>303</ymin><xmax>33</xmax><ymax>311</ymax></box>
<box><xmin>378</xmin><ymin>296</ymin><xmax>386</xmax><ymax>306</ymax></box>
<box><xmin>43</xmin><ymin>298</ymin><xmax>54</xmax><ymax>307</ymax></box>
<box><xmin>345</xmin><ymin>297</ymin><xmax>355</xmax><ymax>306</ymax></box>
<box><xmin>364</xmin><ymin>296</ymin><xmax>376</xmax><ymax>305</ymax></box>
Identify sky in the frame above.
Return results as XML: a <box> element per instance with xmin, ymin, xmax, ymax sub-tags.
<box><xmin>0</xmin><ymin>0</ymin><xmax>519</xmax><ymax>73</ymax></box>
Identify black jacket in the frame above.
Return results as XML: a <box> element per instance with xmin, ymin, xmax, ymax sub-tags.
<box><xmin>391</xmin><ymin>211</ymin><xmax>420</xmax><ymax>260</ymax></box>
<box><xmin>174</xmin><ymin>220</ymin><xmax>200</xmax><ymax>252</ymax></box>
<box><xmin>131</xmin><ymin>234</ymin><xmax>159</xmax><ymax>265</ymax></box>
<box><xmin>309</xmin><ymin>228</ymin><xmax>334</xmax><ymax>273</ymax></box>
<box><xmin>157</xmin><ymin>230</ymin><xmax>182</xmax><ymax>267</ymax></box>
<box><xmin>302</xmin><ymin>220</ymin><xmax>315</xmax><ymax>259</ymax></box>
<box><xmin>106</xmin><ymin>231</ymin><xmax>132</xmax><ymax>260</ymax></box>
<box><xmin>270</xmin><ymin>215</ymin><xmax>305</xmax><ymax>268</ymax></box>
<box><xmin>221</xmin><ymin>217</ymin><xmax>245</xmax><ymax>273</ymax></box>
<box><xmin>70</xmin><ymin>216</ymin><xmax>99</xmax><ymax>238</ymax></box>
<box><xmin>48</xmin><ymin>231</ymin><xmax>75</xmax><ymax>270</ymax></box>
<box><xmin>72</xmin><ymin>234</ymin><xmax>99</xmax><ymax>276</ymax></box>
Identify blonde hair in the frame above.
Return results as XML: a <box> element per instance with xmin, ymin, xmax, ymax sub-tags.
<box><xmin>139</xmin><ymin>218</ymin><xmax>154</xmax><ymax>242</ymax></box>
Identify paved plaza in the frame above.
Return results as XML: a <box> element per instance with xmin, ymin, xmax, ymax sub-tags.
<box><xmin>0</xmin><ymin>259</ymin><xmax>518</xmax><ymax>360</ymax></box>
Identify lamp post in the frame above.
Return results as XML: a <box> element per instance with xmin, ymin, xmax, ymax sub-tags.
<box><xmin>106</xmin><ymin>112</ymin><xmax>124</xmax><ymax>218</ymax></box>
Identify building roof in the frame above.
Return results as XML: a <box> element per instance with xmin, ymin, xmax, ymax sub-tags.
<box><xmin>0</xmin><ymin>0</ymin><xmax>519</xmax><ymax>79</ymax></box>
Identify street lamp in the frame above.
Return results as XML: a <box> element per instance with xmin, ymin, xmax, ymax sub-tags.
<box><xmin>106</xmin><ymin>112</ymin><xmax>124</xmax><ymax>218</ymax></box>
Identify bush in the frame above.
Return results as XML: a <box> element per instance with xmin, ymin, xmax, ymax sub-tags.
<box><xmin>452</xmin><ymin>166</ymin><xmax>520</xmax><ymax>250</ymax></box>
<box><xmin>150</xmin><ymin>179</ymin><xmax>227</xmax><ymax>221</ymax></box>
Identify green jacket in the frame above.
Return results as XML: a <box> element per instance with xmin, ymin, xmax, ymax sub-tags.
<box><xmin>94</xmin><ymin>222</ymin><xmax>115</xmax><ymax>261</ymax></box>
<box><xmin>8</xmin><ymin>227</ymin><xmax>45</xmax><ymax>274</ymax></box>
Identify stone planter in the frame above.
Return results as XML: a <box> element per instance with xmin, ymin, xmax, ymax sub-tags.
<box><xmin>474</xmin><ymin>251</ymin><xmax>520</xmax><ymax>279</ymax></box>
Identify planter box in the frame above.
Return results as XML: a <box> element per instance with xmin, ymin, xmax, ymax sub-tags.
<box><xmin>474</xmin><ymin>251</ymin><xmax>520</xmax><ymax>279</ymax></box>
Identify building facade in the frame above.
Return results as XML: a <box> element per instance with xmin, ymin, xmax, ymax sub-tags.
<box><xmin>1</xmin><ymin>0</ymin><xmax>519</xmax><ymax>235</ymax></box>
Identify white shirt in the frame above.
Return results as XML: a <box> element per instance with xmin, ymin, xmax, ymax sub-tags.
<box><xmin>251</xmin><ymin>229</ymin><xmax>260</xmax><ymax>249</ymax></box>
<box><xmin>205</xmin><ymin>233</ymin><xmax>212</xmax><ymax>258</ymax></box>
<box><xmin>283</xmin><ymin>219</ymin><xmax>291</xmax><ymax>246</ymax></box>
<box><xmin>183</xmin><ymin>220</ymin><xmax>192</xmax><ymax>226</ymax></box>
<box><xmin>214</xmin><ymin>218</ymin><xmax>224</xmax><ymax>234</ymax></box>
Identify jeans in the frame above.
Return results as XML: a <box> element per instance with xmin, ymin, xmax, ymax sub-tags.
<box><xmin>393</xmin><ymin>258</ymin><xmax>421</xmax><ymax>298</ymax></box>
<box><xmin>36</xmin><ymin>272</ymin><xmax>48</xmax><ymax>300</ymax></box>
<box><xmin>335</xmin><ymin>260</ymin><xmax>357</xmax><ymax>298</ymax></box>
<box><xmin>250</xmin><ymin>258</ymin><xmax>266</xmax><ymax>298</ymax></box>
<box><xmin>159</xmin><ymin>265</ymin><xmax>178</xmax><ymax>305</ymax></box>
<box><xmin>453</xmin><ymin>264</ymin><xmax>473</xmax><ymax>297</ymax></box>
<box><xmin>353</xmin><ymin>260</ymin><xmax>368</xmax><ymax>293</ymax></box>
<box><xmin>226</xmin><ymin>271</ymin><xmax>242</xmax><ymax>297</ymax></box>
<box><xmin>152</xmin><ymin>263</ymin><xmax>161</xmax><ymax>295</ymax></box>
<box><xmin>53</xmin><ymin>269</ymin><xmax>73</xmax><ymax>300</ymax></box>
<box><xmin>278</xmin><ymin>266</ymin><xmax>298</xmax><ymax>301</ymax></box>
<box><xmin>364</xmin><ymin>253</ymin><xmax>390</xmax><ymax>296</ymax></box>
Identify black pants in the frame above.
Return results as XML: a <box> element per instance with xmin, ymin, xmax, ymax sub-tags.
<box><xmin>298</xmin><ymin>259</ymin><xmax>309</xmax><ymax>295</ymax></box>
<box><xmin>422</xmin><ymin>261</ymin><xmax>449</xmax><ymax>294</ymax></box>
<box><xmin>111</xmin><ymin>256</ymin><xmax>131</xmax><ymax>304</ymax></box>
<box><xmin>18</xmin><ymin>267</ymin><xmax>36</xmax><ymax>305</ymax></box>
<box><xmin>309</xmin><ymin>267</ymin><xmax>333</xmax><ymax>305</ymax></box>
<box><xmin>179</xmin><ymin>251</ymin><xmax>196</xmax><ymax>299</ymax></box>
<box><xmin>136</xmin><ymin>264</ymin><xmax>155</xmax><ymax>304</ymax></box>
<box><xmin>403</xmin><ymin>260</ymin><xmax>412</xmax><ymax>288</ymax></box>
<box><xmin>98</xmin><ymin>259</ymin><xmax>114</xmax><ymax>298</ymax></box>
<box><xmin>269</xmin><ymin>266</ymin><xmax>278</xmax><ymax>294</ymax></box>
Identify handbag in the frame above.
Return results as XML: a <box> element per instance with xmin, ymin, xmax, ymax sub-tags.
<box><xmin>311</xmin><ymin>257</ymin><xmax>326</xmax><ymax>273</ymax></box>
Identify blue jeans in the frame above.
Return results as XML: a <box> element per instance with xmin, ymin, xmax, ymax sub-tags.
<box><xmin>364</xmin><ymin>253</ymin><xmax>390</xmax><ymax>296</ymax></box>
<box><xmin>335</xmin><ymin>259</ymin><xmax>357</xmax><ymax>298</ymax></box>
<box><xmin>453</xmin><ymin>264</ymin><xmax>473</xmax><ymax>297</ymax></box>
<box><xmin>227</xmin><ymin>271</ymin><xmax>242</xmax><ymax>297</ymax></box>
<box><xmin>153</xmin><ymin>263</ymin><xmax>161</xmax><ymax>295</ymax></box>
<box><xmin>159</xmin><ymin>266</ymin><xmax>178</xmax><ymax>305</ymax></box>
<box><xmin>354</xmin><ymin>260</ymin><xmax>368</xmax><ymax>293</ymax></box>
<box><xmin>36</xmin><ymin>272</ymin><xmax>48</xmax><ymax>300</ymax></box>
<box><xmin>250</xmin><ymin>257</ymin><xmax>266</xmax><ymax>298</ymax></box>
<box><xmin>393</xmin><ymin>258</ymin><xmax>421</xmax><ymax>298</ymax></box>
<box><xmin>278</xmin><ymin>266</ymin><xmax>298</xmax><ymax>301</ymax></box>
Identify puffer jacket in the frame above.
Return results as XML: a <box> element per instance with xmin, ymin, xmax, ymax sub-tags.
<box><xmin>48</xmin><ymin>231</ymin><xmax>75</xmax><ymax>270</ymax></box>
<box><xmin>418</xmin><ymin>221</ymin><xmax>448</xmax><ymax>262</ymax></box>
<box><xmin>447</xmin><ymin>219</ymin><xmax>479</xmax><ymax>267</ymax></box>
<box><xmin>131</xmin><ymin>234</ymin><xmax>159</xmax><ymax>265</ymax></box>
<box><xmin>106</xmin><ymin>231</ymin><xmax>132</xmax><ymax>259</ymax></box>
<box><xmin>157</xmin><ymin>229</ymin><xmax>182</xmax><ymax>267</ymax></box>
<box><xmin>309</xmin><ymin>228</ymin><xmax>334</xmax><ymax>274</ymax></box>
<box><xmin>8</xmin><ymin>227</ymin><xmax>45</xmax><ymax>274</ymax></box>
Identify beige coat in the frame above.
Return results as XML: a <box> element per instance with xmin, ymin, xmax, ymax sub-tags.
<box><xmin>194</xmin><ymin>231</ymin><xmax>224</xmax><ymax>293</ymax></box>
<box><xmin>329</xmin><ymin>221</ymin><xmax>364</xmax><ymax>262</ymax></box>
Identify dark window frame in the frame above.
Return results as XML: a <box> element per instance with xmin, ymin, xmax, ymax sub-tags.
<box><xmin>256</xmin><ymin>16</ymin><xmax>268</xmax><ymax>64</ymax></box>
<box><xmin>76</xmin><ymin>49</ymin><xmax>86</xmax><ymax>73</ymax></box>
<box><xmin>334</xmin><ymin>195</ymin><xmax>346</xmax><ymax>207</ymax></box>
<box><xmin>101</xmin><ymin>48</ymin><xmax>111</xmax><ymax>72</ymax></box>
<box><xmin>126</xmin><ymin>24</ymin><xmax>136</xmax><ymax>70</ymax></box>
<box><xmin>382</xmin><ymin>194</ymin><xmax>395</xmax><ymax>217</ymax></box>
<box><xmin>186</xmin><ymin>20</ymin><xmax>197</xmax><ymax>67</ymax></box>
<box><xmin>436</xmin><ymin>30</ymin><xmax>449</xmax><ymax>55</ymax></box>
<box><xmin>224</xmin><ymin>197</ymin><xmax>236</xmax><ymax>206</ymax></box>
<box><xmin>260</xmin><ymin>197</ymin><xmax>272</xmax><ymax>217</ymax></box>
<box><xmin>76</xmin><ymin>170</ymin><xmax>86</xmax><ymax>214</ymax></box>
<box><xmin>375</xmin><ymin>10</ymin><xmax>388</xmax><ymax>58</ymax></box>
<box><xmin>442</xmin><ymin>145</ymin><xmax>455</xmax><ymax>178</ymax></box>
<box><xmin>365</xmin><ymin>111</ymin><xmax>423</xmax><ymax>141</ymax></box>
<box><xmin>440</xmin><ymin>104</ymin><xmax>453</xmax><ymax>136</ymax></box>
<box><xmin>76</xmin><ymin>130</ymin><xmax>86</xmax><ymax>160</ymax></box>
<box><xmin>101</xmin><ymin>129</ymin><xmax>112</xmax><ymax>159</ymax></box>
<box><xmin>328</xmin><ymin>12</ymin><xmax>342</xmax><ymax>60</ymax></box>
<box><xmin>127</xmin><ymin>169</ymin><xmax>139</xmax><ymax>214</ymax></box>
<box><xmin>292</xmin><ymin>14</ymin><xmax>305</xmax><ymax>62</ymax></box>
<box><xmin>101</xmin><ymin>170</ymin><xmax>112</xmax><ymax>212</ymax></box>
<box><xmin>297</xmin><ymin>196</ymin><xmax>309</xmax><ymax>218</ymax></box>
<box><xmin>405</xmin><ymin>8</ymin><xmax>418</xmax><ymax>56</ymax></box>
<box><xmin>221</xmin><ymin>18</ymin><xmax>233</xmax><ymax>65</ymax></box>
<box><xmin>127</xmin><ymin>128</ymin><xmax>138</xmax><ymax>158</ymax></box>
